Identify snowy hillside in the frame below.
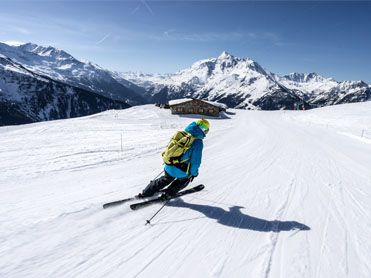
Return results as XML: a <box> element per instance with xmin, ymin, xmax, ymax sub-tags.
<box><xmin>121</xmin><ymin>52</ymin><xmax>370</xmax><ymax>110</ymax></box>
<box><xmin>1</xmin><ymin>103</ymin><xmax>370</xmax><ymax>277</ymax></box>
<box><xmin>0</xmin><ymin>42</ymin><xmax>144</xmax><ymax>104</ymax></box>
<box><xmin>0</xmin><ymin>55</ymin><xmax>130</xmax><ymax>126</ymax></box>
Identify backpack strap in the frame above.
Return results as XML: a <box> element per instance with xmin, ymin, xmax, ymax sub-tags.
<box><xmin>178</xmin><ymin>140</ymin><xmax>195</xmax><ymax>175</ymax></box>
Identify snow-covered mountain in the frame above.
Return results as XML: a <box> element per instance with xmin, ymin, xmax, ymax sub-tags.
<box><xmin>275</xmin><ymin>72</ymin><xmax>371</xmax><ymax>107</ymax></box>
<box><xmin>119</xmin><ymin>51</ymin><xmax>307</xmax><ymax>110</ymax></box>
<box><xmin>0</xmin><ymin>54</ymin><xmax>129</xmax><ymax>126</ymax></box>
<box><xmin>0</xmin><ymin>42</ymin><xmax>145</xmax><ymax>105</ymax></box>
<box><xmin>1</xmin><ymin>103</ymin><xmax>370</xmax><ymax>277</ymax></box>
<box><xmin>120</xmin><ymin>52</ymin><xmax>370</xmax><ymax>110</ymax></box>
<box><xmin>1</xmin><ymin>42</ymin><xmax>370</xmax><ymax>125</ymax></box>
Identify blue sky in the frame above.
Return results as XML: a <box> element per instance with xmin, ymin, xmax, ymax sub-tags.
<box><xmin>0</xmin><ymin>1</ymin><xmax>370</xmax><ymax>82</ymax></box>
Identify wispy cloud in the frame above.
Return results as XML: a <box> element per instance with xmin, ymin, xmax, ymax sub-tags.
<box><xmin>0</xmin><ymin>12</ymin><xmax>87</xmax><ymax>37</ymax></box>
<box><xmin>96</xmin><ymin>32</ymin><xmax>112</xmax><ymax>45</ymax></box>
<box><xmin>141</xmin><ymin>0</ymin><xmax>154</xmax><ymax>15</ymax></box>
<box><xmin>0</xmin><ymin>8</ymin><xmax>283</xmax><ymax>52</ymax></box>
<box><xmin>149</xmin><ymin>30</ymin><xmax>282</xmax><ymax>46</ymax></box>
<box><xmin>131</xmin><ymin>0</ymin><xmax>154</xmax><ymax>15</ymax></box>
<box><xmin>13</xmin><ymin>26</ymin><xmax>31</xmax><ymax>35</ymax></box>
<box><xmin>163</xmin><ymin>29</ymin><xmax>176</xmax><ymax>38</ymax></box>
<box><xmin>131</xmin><ymin>4</ymin><xmax>141</xmax><ymax>15</ymax></box>
<box><xmin>0</xmin><ymin>11</ymin><xmax>109</xmax><ymax>50</ymax></box>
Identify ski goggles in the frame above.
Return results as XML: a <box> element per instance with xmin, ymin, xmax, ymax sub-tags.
<box><xmin>198</xmin><ymin>122</ymin><xmax>209</xmax><ymax>135</ymax></box>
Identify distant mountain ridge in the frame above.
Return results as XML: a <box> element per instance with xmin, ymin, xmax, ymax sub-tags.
<box><xmin>1</xmin><ymin>42</ymin><xmax>370</xmax><ymax>126</ymax></box>
<box><xmin>120</xmin><ymin>51</ymin><xmax>370</xmax><ymax>110</ymax></box>
<box><xmin>0</xmin><ymin>42</ymin><xmax>145</xmax><ymax>105</ymax></box>
<box><xmin>0</xmin><ymin>46</ymin><xmax>130</xmax><ymax>126</ymax></box>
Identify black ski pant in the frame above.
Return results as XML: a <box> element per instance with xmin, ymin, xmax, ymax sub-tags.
<box><xmin>142</xmin><ymin>171</ymin><xmax>190</xmax><ymax>197</ymax></box>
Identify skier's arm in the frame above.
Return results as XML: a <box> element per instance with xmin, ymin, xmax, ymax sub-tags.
<box><xmin>189</xmin><ymin>140</ymin><xmax>203</xmax><ymax>177</ymax></box>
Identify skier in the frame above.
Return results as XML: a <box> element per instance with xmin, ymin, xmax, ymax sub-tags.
<box><xmin>138</xmin><ymin>119</ymin><xmax>210</xmax><ymax>200</ymax></box>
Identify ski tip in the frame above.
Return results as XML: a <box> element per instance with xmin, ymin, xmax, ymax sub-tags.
<box><xmin>103</xmin><ymin>203</ymin><xmax>116</xmax><ymax>209</ymax></box>
<box><xmin>193</xmin><ymin>184</ymin><xmax>205</xmax><ymax>190</ymax></box>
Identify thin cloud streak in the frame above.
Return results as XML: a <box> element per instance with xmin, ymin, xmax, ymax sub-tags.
<box><xmin>13</xmin><ymin>26</ymin><xmax>31</xmax><ymax>35</ymax></box>
<box><xmin>0</xmin><ymin>12</ymin><xmax>87</xmax><ymax>37</ymax></box>
<box><xmin>141</xmin><ymin>0</ymin><xmax>154</xmax><ymax>15</ymax></box>
<box><xmin>150</xmin><ymin>30</ymin><xmax>282</xmax><ymax>46</ymax></box>
<box><xmin>0</xmin><ymin>11</ymin><xmax>280</xmax><ymax>47</ymax></box>
<box><xmin>96</xmin><ymin>32</ymin><xmax>112</xmax><ymax>45</ymax></box>
<box><xmin>131</xmin><ymin>4</ymin><xmax>141</xmax><ymax>14</ymax></box>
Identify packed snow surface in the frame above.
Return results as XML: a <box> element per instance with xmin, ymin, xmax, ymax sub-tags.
<box><xmin>1</xmin><ymin>103</ymin><xmax>370</xmax><ymax>277</ymax></box>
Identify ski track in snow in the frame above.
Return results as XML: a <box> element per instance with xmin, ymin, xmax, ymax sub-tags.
<box><xmin>0</xmin><ymin>104</ymin><xmax>371</xmax><ymax>278</ymax></box>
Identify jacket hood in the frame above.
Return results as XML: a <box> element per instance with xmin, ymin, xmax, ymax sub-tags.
<box><xmin>185</xmin><ymin>122</ymin><xmax>205</xmax><ymax>139</ymax></box>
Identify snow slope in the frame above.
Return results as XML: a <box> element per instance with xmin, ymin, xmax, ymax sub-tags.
<box><xmin>0</xmin><ymin>103</ymin><xmax>370</xmax><ymax>277</ymax></box>
<box><xmin>0</xmin><ymin>42</ymin><xmax>144</xmax><ymax>104</ymax></box>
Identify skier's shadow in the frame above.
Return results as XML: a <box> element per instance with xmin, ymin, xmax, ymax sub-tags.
<box><xmin>166</xmin><ymin>199</ymin><xmax>310</xmax><ymax>232</ymax></box>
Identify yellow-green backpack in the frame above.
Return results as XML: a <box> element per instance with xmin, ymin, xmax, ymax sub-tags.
<box><xmin>162</xmin><ymin>131</ymin><xmax>195</xmax><ymax>166</ymax></box>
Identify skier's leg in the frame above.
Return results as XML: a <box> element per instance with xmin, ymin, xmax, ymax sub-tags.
<box><xmin>163</xmin><ymin>177</ymin><xmax>191</xmax><ymax>196</ymax></box>
<box><xmin>141</xmin><ymin>171</ymin><xmax>175</xmax><ymax>197</ymax></box>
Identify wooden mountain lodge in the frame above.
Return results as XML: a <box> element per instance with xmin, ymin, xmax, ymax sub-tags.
<box><xmin>168</xmin><ymin>98</ymin><xmax>227</xmax><ymax>117</ymax></box>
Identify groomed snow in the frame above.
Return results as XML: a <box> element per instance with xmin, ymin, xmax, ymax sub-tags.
<box><xmin>0</xmin><ymin>103</ymin><xmax>370</xmax><ymax>277</ymax></box>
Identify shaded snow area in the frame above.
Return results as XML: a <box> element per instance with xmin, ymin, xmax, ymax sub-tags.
<box><xmin>1</xmin><ymin>103</ymin><xmax>370</xmax><ymax>278</ymax></box>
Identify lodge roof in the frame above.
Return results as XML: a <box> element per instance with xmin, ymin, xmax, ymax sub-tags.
<box><xmin>168</xmin><ymin>98</ymin><xmax>228</xmax><ymax>110</ymax></box>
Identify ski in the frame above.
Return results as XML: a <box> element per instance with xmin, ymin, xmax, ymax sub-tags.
<box><xmin>103</xmin><ymin>189</ymin><xmax>167</xmax><ymax>209</ymax></box>
<box><xmin>103</xmin><ymin>196</ymin><xmax>138</xmax><ymax>209</ymax></box>
<box><xmin>130</xmin><ymin>184</ymin><xmax>205</xmax><ymax>210</ymax></box>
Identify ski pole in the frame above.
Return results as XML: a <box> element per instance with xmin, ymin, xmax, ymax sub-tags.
<box><xmin>145</xmin><ymin>199</ymin><xmax>170</xmax><ymax>225</ymax></box>
<box><xmin>145</xmin><ymin>178</ymin><xmax>178</xmax><ymax>225</ymax></box>
<box><xmin>151</xmin><ymin>170</ymin><xmax>164</xmax><ymax>181</ymax></box>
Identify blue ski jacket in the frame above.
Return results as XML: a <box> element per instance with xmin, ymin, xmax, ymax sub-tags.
<box><xmin>164</xmin><ymin>122</ymin><xmax>205</xmax><ymax>178</ymax></box>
